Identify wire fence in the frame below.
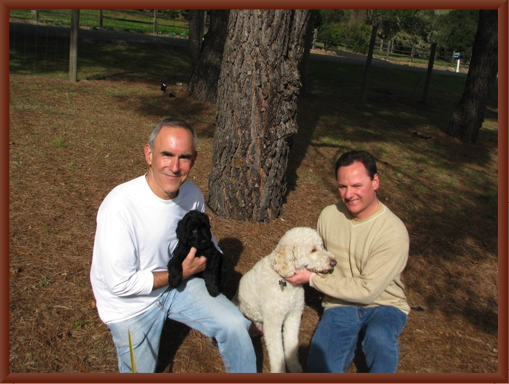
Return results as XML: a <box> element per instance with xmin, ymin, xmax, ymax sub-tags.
<box><xmin>9</xmin><ymin>22</ymin><xmax>71</xmax><ymax>76</ymax></box>
<box><xmin>11</xmin><ymin>9</ymin><xmax>190</xmax><ymax>36</ymax></box>
<box><xmin>9</xmin><ymin>10</ymin><xmax>191</xmax><ymax>77</ymax></box>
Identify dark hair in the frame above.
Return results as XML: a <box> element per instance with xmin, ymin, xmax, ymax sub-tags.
<box><xmin>148</xmin><ymin>118</ymin><xmax>198</xmax><ymax>151</ymax></box>
<box><xmin>335</xmin><ymin>150</ymin><xmax>378</xmax><ymax>180</ymax></box>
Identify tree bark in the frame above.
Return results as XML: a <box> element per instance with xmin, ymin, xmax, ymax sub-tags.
<box><xmin>447</xmin><ymin>10</ymin><xmax>498</xmax><ymax>144</ymax></box>
<box><xmin>208</xmin><ymin>10</ymin><xmax>310</xmax><ymax>222</ymax></box>
<box><xmin>188</xmin><ymin>10</ymin><xmax>205</xmax><ymax>64</ymax></box>
<box><xmin>187</xmin><ymin>10</ymin><xmax>229</xmax><ymax>103</ymax></box>
<box><xmin>299</xmin><ymin>13</ymin><xmax>315</xmax><ymax>95</ymax></box>
<box><xmin>361</xmin><ymin>24</ymin><xmax>378</xmax><ymax>103</ymax></box>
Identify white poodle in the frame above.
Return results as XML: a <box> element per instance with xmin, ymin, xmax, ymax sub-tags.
<box><xmin>233</xmin><ymin>227</ymin><xmax>337</xmax><ymax>373</ymax></box>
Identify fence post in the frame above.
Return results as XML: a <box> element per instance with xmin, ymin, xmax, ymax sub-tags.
<box><xmin>99</xmin><ymin>10</ymin><xmax>103</xmax><ymax>28</ymax></box>
<box><xmin>410</xmin><ymin>45</ymin><xmax>415</xmax><ymax>63</ymax></box>
<box><xmin>35</xmin><ymin>10</ymin><xmax>40</xmax><ymax>24</ymax></box>
<box><xmin>153</xmin><ymin>10</ymin><xmax>158</xmax><ymax>34</ymax></box>
<box><xmin>69</xmin><ymin>10</ymin><xmax>80</xmax><ymax>83</ymax></box>
<box><xmin>421</xmin><ymin>42</ymin><xmax>437</xmax><ymax>104</ymax></box>
<box><xmin>385</xmin><ymin>39</ymin><xmax>391</xmax><ymax>60</ymax></box>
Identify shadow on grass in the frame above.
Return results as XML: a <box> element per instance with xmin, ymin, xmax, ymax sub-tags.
<box><xmin>9</xmin><ymin>25</ymin><xmax>192</xmax><ymax>85</ymax></box>
<box><xmin>286</xmin><ymin>60</ymin><xmax>498</xmax><ymax>337</ymax></box>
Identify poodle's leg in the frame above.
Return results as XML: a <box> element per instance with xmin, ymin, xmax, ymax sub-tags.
<box><xmin>200</xmin><ymin>252</ymin><xmax>223</xmax><ymax>297</ymax></box>
<box><xmin>282</xmin><ymin>308</ymin><xmax>303</xmax><ymax>373</ymax></box>
<box><xmin>168</xmin><ymin>248</ymin><xmax>186</xmax><ymax>288</ymax></box>
<box><xmin>263</xmin><ymin>314</ymin><xmax>287</xmax><ymax>373</ymax></box>
<box><xmin>202</xmin><ymin>267</ymin><xmax>220</xmax><ymax>297</ymax></box>
<box><xmin>205</xmin><ymin>253</ymin><xmax>222</xmax><ymax>297</ymax></box>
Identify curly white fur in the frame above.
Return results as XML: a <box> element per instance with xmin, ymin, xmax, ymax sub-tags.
<box><xmin>233</xmin><ymin>227</ymin><xmax>336</xmax><ymax>373</ymax></box>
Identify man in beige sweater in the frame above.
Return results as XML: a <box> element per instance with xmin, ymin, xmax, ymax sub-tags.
<box><xmin>286</xmin><ymin>150</ymin><xmax>410</xmax><ymax>373</ymax></box>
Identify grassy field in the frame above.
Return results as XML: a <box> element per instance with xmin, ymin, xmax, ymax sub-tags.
<box><xmin>8</xmin><ymin>27</ymin><xmax>499</xmax><ymax>373</ymax></box>
<box><xmin>9</xmin><ymin>9</ymin><xmax>190</xmax><ymax>36</ymax></box>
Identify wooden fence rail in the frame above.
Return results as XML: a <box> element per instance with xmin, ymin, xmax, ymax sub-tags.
<box><xmin>375</xmin><ymin>38</ymin><xmax>461</xmax><ymax>65</ymax></box>
<box><xmin>34</xmin><ymin>9</ymin><xmax>190</xmax><ymax>35</ymax></box>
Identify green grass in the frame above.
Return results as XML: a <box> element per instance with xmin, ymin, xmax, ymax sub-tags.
<box><xmin>38</xmin><ymin>276</ymin><xmax>53</xmax><ymax>288</ymax></box>
<box><xmin>9</xmin><ymin>9</ymin><xmax>190</xmax><ymax>36</ymax></box>
<box><xmin>53</xmin><ymin>135</ymin><xmax>67</xmax><ymax>148</ymax></box>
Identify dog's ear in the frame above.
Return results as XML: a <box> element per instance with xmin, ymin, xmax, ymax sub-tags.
<box><xmin>199</xmin><ymin>211</ymin><xmax>211</xmax><ymax>228</ymax></box>
<box><xmin>176</xmin><ymin>217</ymin><xmax>185</xmax><ymax>239</ymax></box>
<box><xmin>272</xmin><ymin>245</ymin><xmax>295</xmax><ymax>277</ymax></box>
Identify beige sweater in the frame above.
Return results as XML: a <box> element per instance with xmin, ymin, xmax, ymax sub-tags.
<box><xmin>310</xmin><ymin>201</ymin><xmax>410</xmax><ymax>315</ymax></box>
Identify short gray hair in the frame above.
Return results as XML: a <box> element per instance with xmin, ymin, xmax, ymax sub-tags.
<box><xmin>148</xmin><ymin>118</ymin><xmax>198</xmax><ymax>151</ymax></box>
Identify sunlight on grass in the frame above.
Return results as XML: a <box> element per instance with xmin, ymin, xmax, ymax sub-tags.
<box><xmin>52</xmin><ymin>135</ymin><xmax>67</xmax><ymax>148</ymax></box>
<box><xmin>318</xmin><ymin>135</ymin><xmax>347</xmax><ymax>147</ymax></box>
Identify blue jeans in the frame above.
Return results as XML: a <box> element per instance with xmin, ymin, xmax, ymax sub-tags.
<box><xmin>107</xmin><ymin>277</ymin><xmax>256</xmax><ymax>373</ymax></box>
<box><xmin>308</xmin><ymin>306</ymin><xmax>407</xmax><ymax>373</ymax></box>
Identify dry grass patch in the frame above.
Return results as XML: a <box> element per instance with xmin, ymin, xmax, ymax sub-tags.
<box><xmin>9</xmin><ymin>45</ymin><xmax>499</xmax><ymax>373</ymax></box>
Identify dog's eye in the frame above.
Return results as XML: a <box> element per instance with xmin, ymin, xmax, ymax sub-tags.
<box><xmin>311</xmin><ymin>248</ymin><xmax>317</xmax><ymax>253</ymax></box>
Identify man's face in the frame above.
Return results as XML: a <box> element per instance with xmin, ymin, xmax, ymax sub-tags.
<box><xmin>144</xmin><ymin>126</ymin><xmax>197</xmax><ymax>200</ymax></box>
<box><xmin>337</xmin><ymin>161</ymin><xmax>379</xmax><ymax>220</ymax></box>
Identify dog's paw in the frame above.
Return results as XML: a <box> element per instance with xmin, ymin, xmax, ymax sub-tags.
<box><xmin>168</xmin><ymin>266</ymin><xmax>183</xmax><ymax>288</ymax></box>
<box><xmin>205</xmin><ymin>283</ymin><xmax>220</xmax><ymax>297</ymax></box>
<box><xmin>287</xmin><ymin>361</ymin><xmax>303</xmax><ymax>373</ymax></box>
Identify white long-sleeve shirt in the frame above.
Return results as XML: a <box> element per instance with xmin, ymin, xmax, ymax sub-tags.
<box><xmin>90</xmin><ymin>175</ymin><xmax>205</xmax><ymax>324</ymax></box>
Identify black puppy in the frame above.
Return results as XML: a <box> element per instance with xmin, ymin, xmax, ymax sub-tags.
<box><xmin>167</xmin><ymin>210</ymin><xmax>224</xmax><ymax>297</ymax></box>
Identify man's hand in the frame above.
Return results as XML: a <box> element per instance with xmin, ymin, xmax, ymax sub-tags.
<box><xmin>153</xmin><ymin>248</ymin><xmax>206</xmax><ymax>289</ymax></box>
<box><xmin>182</xmin><ymin>247</ymin><xmax>207</xmax><ymax>280</ymax></box>
<box><xmin>284</xmin><ymin>269</ymin><xmax>313</xmax><ymax>285</ymax></box>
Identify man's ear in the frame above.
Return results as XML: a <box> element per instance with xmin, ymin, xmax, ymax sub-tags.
<box><xmin>144</xmin><ymin>144</ymin><xmax>152</xmax><ymax>166</ymax></box>
<box><xmin>373</xmin><ymin>173</ymin><xmax>380</xmax><ymax>191</ymax></box>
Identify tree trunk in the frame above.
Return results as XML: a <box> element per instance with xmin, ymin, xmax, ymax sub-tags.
<box><xmin>69</xmin><ymin>10</ymin><xmax>80</xmax><ymax>83</ymax></box>
<box><xmin>447</xmin><ymin>10</ymin><xmax>498</xmax><ymax>144</ymax></box>
<box><xmin>187</xmin><ymin>10</ymin><xmax>229</xmax><ymax>103</ymax></box>
<box><xmin>361</xmin><ymin>24</ymin><xmax>378</xmax><ymax>103</ymax></box>
<box><xmin>208</xmin><ymin>10</ymin><xmax>310</xmax><ymax>222</ymax></box>
<box><xmin>299</xmin><ymin>13</ymin><xmax>315</xmax><ymax>95</ymax></box>
<box><xmin>188</xmin><ymin>10</ymin><xmax>205</xmax><ymax>64</ymax></box>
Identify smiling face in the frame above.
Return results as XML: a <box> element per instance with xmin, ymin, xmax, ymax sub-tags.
<box><xmin>337</xmin><ymin>160</ymin><xmax>380</xmax><ymax>220</ymax></box>
<box><xmin>144</xmin><ymin>126</ymin><xmax>197</xmax><ymax>200</ymax></box>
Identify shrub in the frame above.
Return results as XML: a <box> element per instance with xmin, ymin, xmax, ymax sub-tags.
<box><xmin>317</xmin><ymin>23</ymin><xmax>371</xmax><ymax>53</ymax></box>
<box><xmin>317</xmin><ymin>23</ymin><xmax>344</xmax><ymax>49</ymax></box>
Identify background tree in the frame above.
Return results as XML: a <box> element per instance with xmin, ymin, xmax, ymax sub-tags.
<box><xmin>187</xmin><ymin>10</ymin><xmax>230</xmax><ymax>103</ymax></box>
<box><xmin>208</xmin><ymin>10</ymin><xmax>310</xmax><ymax>222</ymax></box>
<box><xmin>300</xmin><ymin>11</ymin><xmax>320</xmax><ymax>94</ymax></box>
<box><xmin>188</xmin><ymin>10</ymin><xmax>205</xmax><ymax>65</ymax></box>
<box><xmin>366</xmin><ymin>9</ymin><xmax>420</xmax><ymax>41</ymax></box>
<box><xmin>434</xmin><ymin>10</ymin><xmax>479</xmax><ymax>61</ymax></box>
<box><xmin>447</xmin><ymin>10</ymin><xmax>498</xmax><ymax>144</ymax></box>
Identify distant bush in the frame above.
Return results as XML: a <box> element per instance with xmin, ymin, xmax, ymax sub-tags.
<box><xmin>318</xmin><ymin>23</ymin><xmax>371</xmax><ymax>53</ymax></box>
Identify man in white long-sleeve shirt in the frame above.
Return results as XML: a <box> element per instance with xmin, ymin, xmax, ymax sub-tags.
<box><xmin>90</xmin><ymin>118</ymin><xmax>256</xmax><ymax>373</ymax></box>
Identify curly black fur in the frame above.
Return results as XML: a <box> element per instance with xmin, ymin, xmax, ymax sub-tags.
<box><xmin>167</xmin><ymin>210</ymin><xmax>224</xmax><ymax>297</ymax></box>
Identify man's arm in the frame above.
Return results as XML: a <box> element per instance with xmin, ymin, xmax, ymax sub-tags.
<box><xmin>310</xmin><ymin>237</ymin><xmax>409</xmax><ymax>304</ymax></box>
<box><xmin>285</xmin><ymin>269</ymin><xmax>314</xmax><ymax>285</ymax></box>
<box><xmin>153</xmin><ymin>247</ymin><xmax>207</xmax><ymax>289</ymax></box>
